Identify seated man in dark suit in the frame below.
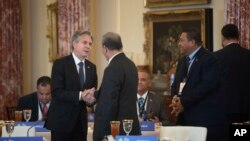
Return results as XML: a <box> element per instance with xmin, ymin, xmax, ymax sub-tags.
<box><xmin>137</xmin><ymin>66</ymin><xmax>169</xmax><ymax>126</ymax></box>
<box><xmin>17</xmin><ymin>76</ymin><xmax>51</xmax><ymax>121</ymax></box>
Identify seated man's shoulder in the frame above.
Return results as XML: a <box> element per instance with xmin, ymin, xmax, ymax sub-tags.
<box><xmin>148</xmin><ymin>91</ymin><xmax>164</xmax><ymax>101</ymax></box>
<box><xmin>19</xmin><ymin>92</ymin><xmax>37</xmax><ymax>100</ymax></box>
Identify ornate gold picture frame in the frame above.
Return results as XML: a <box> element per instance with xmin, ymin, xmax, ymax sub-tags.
<box><xmin>144</xmin><ymin>0</ymin><xmax>211</xmax><ymax>8</ymax></box>
<box><xmin>143</xmin><ymin>8</ymin><xmax>213</xmax><ymax>75</ymax></box>
<box><xmin>47</xmin><ymin>2</ymin><xmax>58</xmax><ymax>62</ymax></box>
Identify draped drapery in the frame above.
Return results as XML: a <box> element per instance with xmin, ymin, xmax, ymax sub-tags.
<box><xmin>225</xmin><ymin>0</ymin><xmax>250</xmax><ymax>49</ymax></box>
<box><xmin>0</xmin><ymin>0</ymin><xmax>22</xmax><ymax>119</ymax></box>
<box><xmin>57</xmin><ymin>0</ymin><xmax>90</xmax><ymax>57</ymax></box>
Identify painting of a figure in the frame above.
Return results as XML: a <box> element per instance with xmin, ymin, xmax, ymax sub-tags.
<box><xmin>153</xmin><ymin>21</ymin><xmax>201</xmax><ymax>74</ymax></box>
<box><xmin>143</xmin><ymin>8</ymin><xmax>213</xmax><ymax>75</ymax></box>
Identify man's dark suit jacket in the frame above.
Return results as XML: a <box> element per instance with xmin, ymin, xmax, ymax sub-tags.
<box><xmin>17</xmin><ymin>92</ymin><xmax>40</xmax><ymax>121</ymax></box>
<box><xmin>93</xmin><ymin>53</ymin><xmax>141</xmax><ymax>141</ymax></box>
<box><xmin>215</xmin><ymin>43</ymin><xmax>250</xmax><ymax>122</ymax></box>
<box><xmin>45</xmin><ymin>54</ymin><xmax>97</xmax><ymax>135</ymax></box>
<box><xmin>171</xmin><ymin>47</ymin><xmax>225</xmax><ymax>139</ymax></box>
<box><xmin>144</xmin><ymin>91</ymin><xmax>169</xmax><ymax>125</ymax></box>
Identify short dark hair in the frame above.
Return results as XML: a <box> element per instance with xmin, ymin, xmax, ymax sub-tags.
<box><xmin>102</xmin><ymin>32</ymin><xmax>123</xmax><ymax>50</ymax></box>
<box><xmin>221</xmin><ymin>24</ymin><xmax>239</xmax><ymax>40</ymax></box>
<box><xmin>182</xmin><ymin>28</ymin><xmax>202</xmax><ymax>46</ymax></box>
<box><xmin>37</xmin><ymin>76</ymin><xmax>51</xmax><ymax>87</ymax></box>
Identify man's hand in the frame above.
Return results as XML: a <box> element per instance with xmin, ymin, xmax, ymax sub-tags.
<box><xmin>149</xmin><ymin>116</ymin><xmax>160</xmax><ymax>123</ymax></box>
<box><xmin>81</xmin><ymin>88</ymin><xmax>96</xmax><ymax>104</ymax></box>
<box><xmin>169</xmin><ymin>95</ymin><xmax>184</xmax><ymax>117</ymax></box>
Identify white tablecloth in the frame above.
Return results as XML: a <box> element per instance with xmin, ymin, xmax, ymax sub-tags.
<box><xmin>2</xmin><ymin>122</ymin><xmax>160</xmax><ymax>141</ymax></box>
<box><xmin>36</xmin><ymin>130</ymin><xmax>160</xmax><ymax>141</ymax></box>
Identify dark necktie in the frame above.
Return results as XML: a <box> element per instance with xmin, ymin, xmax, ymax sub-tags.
<box><xmin>185</xmin><ymin>56</ymin><xmax>191</xmax><ymax>75</ymax></box>
<box><xmin>183</xmin><ymin>57</ymin><xmax>190</xmax><ymax>82</ymax></box>
<box><xmin>138</xmin><ymin>97</ymin><xmax>146</xmax><ymax>119</ymax></box>
<box><xmin>42</xmin><ymin>103</ymin><xmax>48</xmax><ymax>119</ymax></box>
<box><xmin>78</xmin><ymin>62</ymin><xmax>84</xmax><ymax>89</ymax></box>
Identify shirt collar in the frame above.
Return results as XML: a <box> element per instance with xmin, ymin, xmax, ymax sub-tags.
<box><xmin>108</xmin><ymin>52</ymin><xmax>122</xmax><ymax>64</ymax></box>
<box><xmin>226</xmin><ymin>41</ymin><xmax>238</xmax><ymax>46</ymax></box>
<box><xmin>137</xmin><ymin>91</ymin><xmax>148</xmax><ymax>99</ymax></box>
<box><xmin>188</xmin><ymin>46</ymin><xmax>201</xmax><ymax>60</ymax></box>
<box><xmin>72</xmin><ymin>52</ymin><xmax>85</xmax><ymax>65</ymax></box>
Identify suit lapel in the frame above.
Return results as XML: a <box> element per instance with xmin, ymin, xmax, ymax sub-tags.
<box><xmin>68</xmin><ymin>55</ymin><xmax>81</xmax><ymax>89</ymax></box>
<box><xmin>146</xmin><ymin>92</ymin><xmax>153</xmax><ymax>113</ymax></box>
<box><xmin>84</xmin><ymin>60</ymin><xmax>92</xmax><ymax>87</ymax></box>
<box><xmin>186</xmin><ymin>47</ymin><xmax>204</xmax><ymax>82</ymax></box>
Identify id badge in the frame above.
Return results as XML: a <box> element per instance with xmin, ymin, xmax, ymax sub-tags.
<box><xmin>178</xmin><ymin>82</ymin><xmax>186</xmax><ymax>95</ymax></box>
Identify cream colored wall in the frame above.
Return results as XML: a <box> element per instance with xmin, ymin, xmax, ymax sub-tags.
<box><xmin>21</xmin><ymin>0</ymin><xmax>31</xmax><ymax>94</ymax></box>
<box><xmin>21</xmin><ymin>0</ymin><xmax>52</xmax><ymax>94</ymax></box>
<box><xmin>21</xmin><ymin>0</ymin><xmax>225</xmax><ymax>92</ymax></box>
<box><xmin>93</xmin><ymin>0</ymin><xmax>225</xmax><ymax>86</ymax></box>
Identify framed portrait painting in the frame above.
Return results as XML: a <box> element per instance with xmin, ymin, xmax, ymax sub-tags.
<box><xmin>144</xmin><ymin>0</ymin><xmax>211</xmax><ymax>8</ymax></box>
<box><xmin>143</xmin><ymin>8</ymin><xmax>213</xmax><ymax>75</ymax></box>
<box><xmin>47</xmin><ymin>2</ymin><xmax>58</xmax><ymax>62</ymax></box>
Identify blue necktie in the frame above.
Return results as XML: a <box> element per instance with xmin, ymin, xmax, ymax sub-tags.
<box><xmin>78</xmin><ymin>62</ymin><xmax>84</xmax><ymax>89</ymax></box>
<box><xmin>138</xmin><ymin>97</ymin><xmax>146</xmax><ymax>119</ymax></box>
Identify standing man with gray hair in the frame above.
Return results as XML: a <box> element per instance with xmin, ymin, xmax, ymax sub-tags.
<box><xmin>45</xmin><ymin>30</ymin><xmax>97</xmax><ymax>141</ymax></box>
<box><xmin>93</xmin><ymin>32</ymin><xmax>141</xmax><ymax>141</ymax></box>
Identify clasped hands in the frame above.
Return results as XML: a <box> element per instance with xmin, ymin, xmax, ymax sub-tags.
<box><xmin>169</xmin><ymin>95</ymin><xmax>184</xmax><ymax>117</ymax></box>
<box><xmin>81</xmin><ymin>87</ymin><xmax>96</xmax><ymax>104</ymax></box>
<box><xmin>138</xmin><ymin>116</ymin><xmax>160</xmax><ymax>123</ymax></box>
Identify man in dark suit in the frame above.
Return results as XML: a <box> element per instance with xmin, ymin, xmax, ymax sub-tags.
<box><xmin>137</xmin><ymin>67</ymin><xmax>169</xmax><ymax>126</ymax></box>
<box><xmin>170</xmin><ymin>28</ymin><xmax>225</xmax><ymax>141</ymax></box>
<box><xmin>93</xmin><ymin>32</ymin><xmax>141</xmax><ymax>141</ymax></box>
<box><xmin>215</xmin><ymin>24</ymin><xmax>250</xmax><ymax>139</ymax></box>
<box><xmin>45</xmin><ymin>31</ymin><xmax>97</xmax><ymax>141</ymax></box>
<box><xmin>17</xmin><ymin>76</ymin><xmax>51</xmax><ymax>121</ymax></box>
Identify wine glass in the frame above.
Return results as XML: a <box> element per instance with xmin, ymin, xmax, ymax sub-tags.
<box><xmin>5</xmin><ymin>120</ymin><xmax>15</xmax><ymax>138</ymax></box>
<box><xmin>23</xmin><ymin>109</ymin><xmax>32</xmax><ymax>122</ymax></box>
<box><xmin>122</xmin><ymin>119</ymin><xmax>133</xmax><ymax>136</ymax></box>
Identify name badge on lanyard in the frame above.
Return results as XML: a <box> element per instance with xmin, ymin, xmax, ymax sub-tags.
<box><xmin>178</xmin><ymin>82</ymin><xmax>186</xmax><ymax>95</ymax></box>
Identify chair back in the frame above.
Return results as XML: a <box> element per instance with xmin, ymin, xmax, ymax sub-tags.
<box><xmin>6</xmin><ymin>106</ymin><xmax>17</xmax><ymax>120</ymax></box>
<box><xmin>159</xmin><ymin>126</ymin><xmax>207</xmax><ymax>141</ymax></box>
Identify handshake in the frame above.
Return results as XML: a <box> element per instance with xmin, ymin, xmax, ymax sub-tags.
<box><xmin>81</xmin><ymin>87</ymin><xmax>96</xmax><ymax>105</ymax></box>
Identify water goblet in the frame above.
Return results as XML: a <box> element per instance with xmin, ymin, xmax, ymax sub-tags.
<box><xmin>122</xmin><ymin>119</ymin><xmax>133</xmax><ymax>136</ymax></box>
<box><xmin>0</xmin><ymin>120</ymin><xmax>4</xmax><ymax>137</ymax></box>
<box><xmin>23</xmin><ymin>109</ymin><xmax>32</xmax><ymax>122</ymax></box>
<box><xmin>5</xmin><ymin>120</ymin><xmax>15</xmax><ymax>138</ymax></box>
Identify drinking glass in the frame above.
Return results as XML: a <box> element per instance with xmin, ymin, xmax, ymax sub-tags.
<box><xmin>14</xmin><ymin>111</ymin><xmax>23</xmax><ymax>121</ymax></box>
<box><xmin>0</xmin><ymin>120</ymin><xmax>4</xmax><ymax>137</ymax></box>
<box><xmin>23</xmin><ymin>109</ymin><xmax>32</xmax><ymax>122</ymax></box>
<box><xmin>122</xmin><ymin>119</ymin><xmax>133</xmax><ymax>136</ymax></box>
<box><xmin>5</xmin><ymin>120</ymin><xmax>15</xmax><ymax>138</ymax></box>
<box><xmin>110</xmin><ymin>121</ymin><xmax>120</xmax><ymax>138</ymax></box>
<box><xmin>244</xmin><ymin>120</ymin><xmax>250</xmax><ymax>125</ymax></box>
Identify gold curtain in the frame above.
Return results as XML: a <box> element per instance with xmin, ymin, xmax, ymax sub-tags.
<box><xmin>57</xmin><ymin>0</ymin><xmax>90</xmax><ymax>57</ymax></box>
<box><xmin>226</xmin><ymin>0</ymin><xmax>250</xmax><ymax>49</ymax></box>
<box><xmin>0</xmin><ymin>0</ymin><xmax>22</xmax><ymax>119</ymax></box>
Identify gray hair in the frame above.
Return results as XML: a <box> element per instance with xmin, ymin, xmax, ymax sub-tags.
<box><xmin>72</xmin><ymin>30</ymin><xmax>93</xmax><ymax>43</ymax></box>
<box><xmin>102</xmin><ymin>32</ymin><xmax>123</xmax><ymax>50</ymax></box>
